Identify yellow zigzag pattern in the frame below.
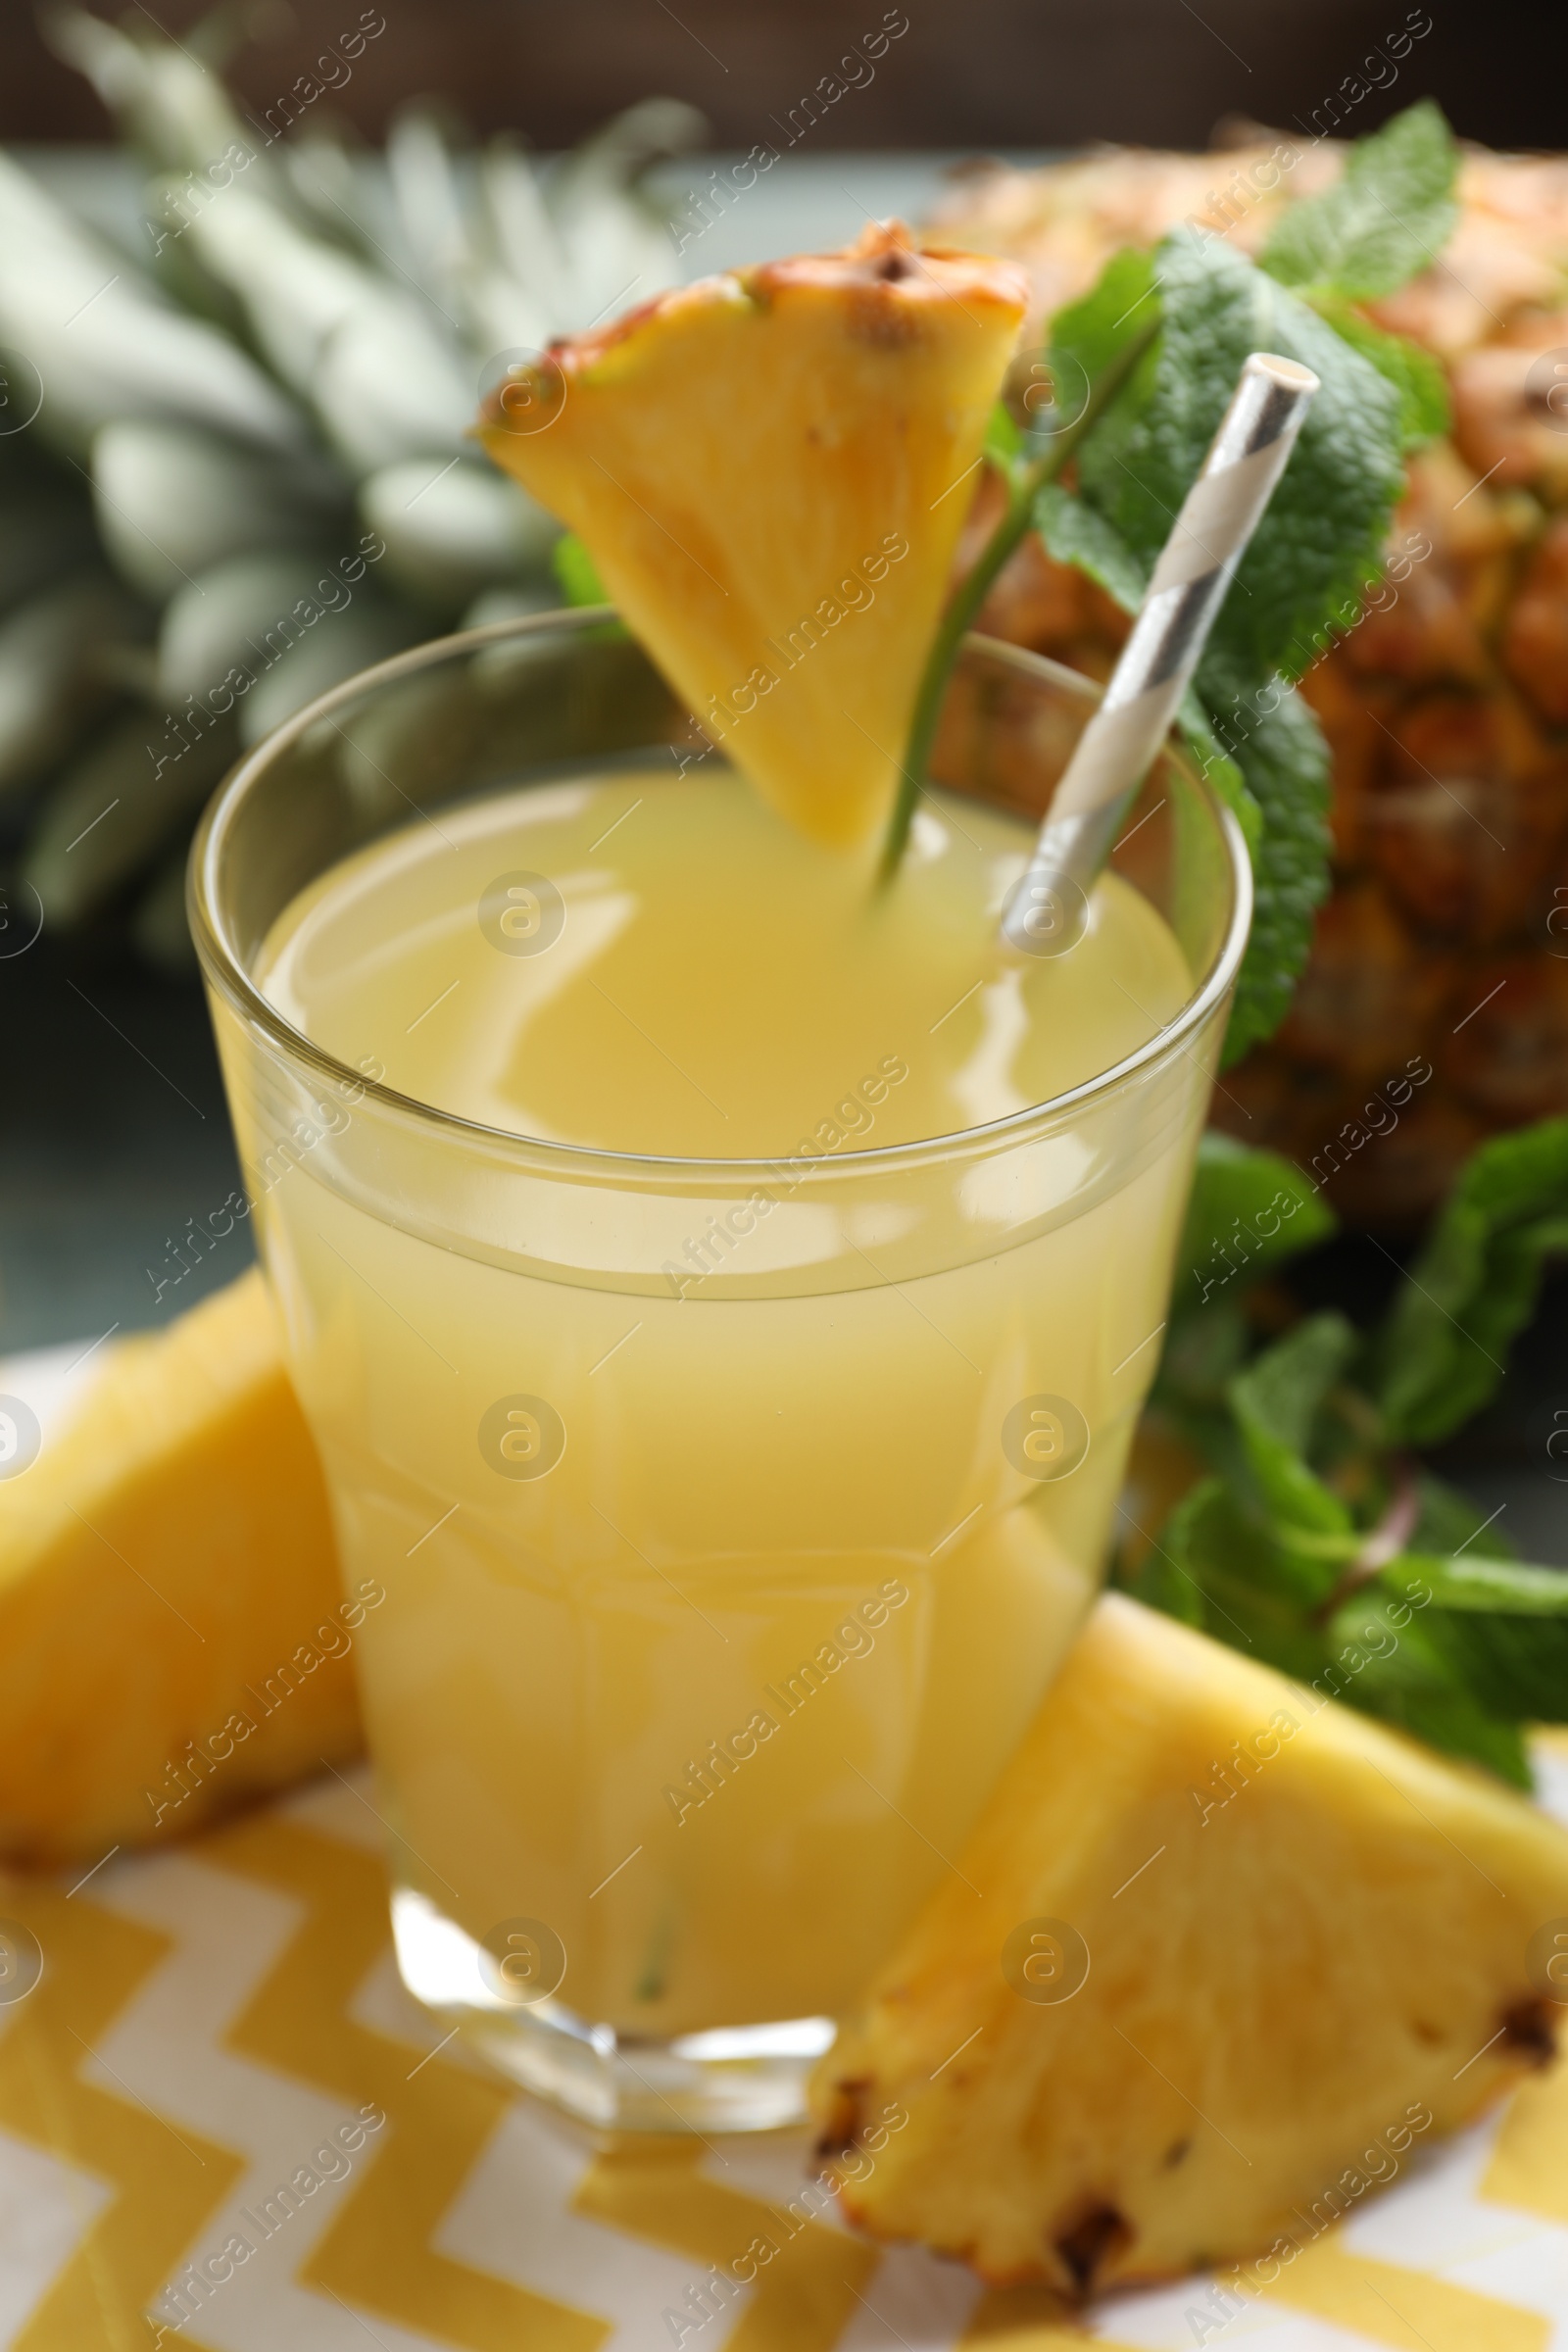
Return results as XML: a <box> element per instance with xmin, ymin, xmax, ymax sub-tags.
<box><xmin>573</xmin><ymin>2136</ymin><xmax>879</xmax><ymax>2349</ymax></box>
<box><xmin>201</xmin><ymin>1810</ymin><xmax>609</xmax><ymax>2350</ymax></box>
<box><xmin>0</xmin><ymin>1879</ymin><xmax>241</xmax><ymax>2352</ymax></box>
<box><xmin>4</xmin><ymin>1796</ymin><xmax>1565</xmax><ymax>2352</ymax></box>
<box><xmin>1488</xmin><ymin>1996</ymin><xmax>1568</xmax><ymax>2229</ymax></box>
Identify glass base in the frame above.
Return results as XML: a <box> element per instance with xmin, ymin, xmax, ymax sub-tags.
<box><xmin>391</xmin><ymin>1887</ymin><xmax>835</xmax><ymax>2132</ymax></box>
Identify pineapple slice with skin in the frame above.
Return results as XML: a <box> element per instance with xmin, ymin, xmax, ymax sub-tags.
<box><xmin>810</xmin><ymin>1592</ymin><xmax>1568</xmax><ymax>2295</ymax></box>
<box><xmin>476</xmin><ymin>220</ymin><xmax>1027</xmax><ymax>848</ymax></box>
<box><xmin>0</xmin><ymin>1268</ymin><xmax>366</xmax><ymax>1865</ymax></box>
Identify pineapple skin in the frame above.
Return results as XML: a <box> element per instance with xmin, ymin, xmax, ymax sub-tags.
<box><xmin>0</xmin><ymin>1269</ymin><xmax>363</xmax><ymax>1864</ymax></box>
<box><xmin>477</xmin><ymin>222</ymin><xmax>1027</xmax><ymax>848</ymax></box>
<box><xmin>810</xmin><ymin>1593</ymin><xmax>1568</xmax><ymax>2293</ymax></box>
<box><xmin>930</xmin><ymin>148</ymin><xmax>1568</xmax><ymax>1223</ymax></box>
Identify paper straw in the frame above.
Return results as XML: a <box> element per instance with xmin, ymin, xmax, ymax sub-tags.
<box><xmin>999</xmin><ymin>351</ymin><xmax>1319</xmax><ymax>957</ymax></box>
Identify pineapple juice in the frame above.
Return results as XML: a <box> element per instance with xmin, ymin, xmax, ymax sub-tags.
<box><xmin>253</xmin><ymin>761</ymin><xmax>1200</xmax><ymax>2035</ymax></box>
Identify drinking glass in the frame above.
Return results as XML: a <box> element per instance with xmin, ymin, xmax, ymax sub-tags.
<box><xmin>190</xmin><ymin>609</ymin><xmax>1249</xmax><ymax>2131</ymax></box>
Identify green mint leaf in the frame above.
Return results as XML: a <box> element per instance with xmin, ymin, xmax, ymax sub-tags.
<box><xmin>1133</xmin><ymin>1477</ymin><xmax>1336</xmax><ymax>1670</ymax></box>
<box><xmin>1327</xmin><ymin>1590</ymin><xmax>1533</xmax><ymax>1786</ymax></box>
<box><xmin>1045</xmin><ymin>245</ymin><xmax>1161</xmax><ymax>401</ymax></box>
<box><xmin>1077</xmin><ymin>228</ymin><xmax>1405</xmax><ymax>692</ymax></box>
<box><xmin>1260</xmin><ymin>99</ymin><xmax>1459</xmax><ymax>304</ymax></box>
<box><xmin>1031</xmin><ymin>482</ymin><xmax>1299</xmax><ymax>1057</ymax></box>
<box><xmin>1232</xmin><ymin>1311</ymin><xmax>1358</xmax><ymax>1458</ymax></box>
<box><xmin>1117</xmin><ymin>1477</ymin><xmax>1212</xmax><ymax>1628</ymax></box>
<box><xmin>1174</xmin><ymin>704</ymin><xmax>1262</xmax><ymax>859</ymax></box>
<box><xmin>1206</xmin><ymin>684</ymin><xmax>1335</xmax><ymax>1064</ymax></box>
<box><xmin>1034</xmin><ymin>480</ymin><xmax>1147</xmax><ymax>613</ymax></box>
<box><xmin>553</xmin><ymin>531</ymin><xmax>608</xmax><ymax>607</ymax></box>
<box><xmin>1411</xmin><ymin>1471</ymin><xmax>1516</xmax><ymax>1561</ymax></box>
<box><xmin>1176</xmin><ymin>1133</ymin><xmax>1337</xmax><ymax>1313</ymax></box>
<box><xmin>1381</xmin><ymin>1555</ymin><xmax>1568</xmax><ymax>1732</ymax></box>
<box><xmin>984</xmin><ymin>399</ymin><xmax>1023</xmax><ymax>469</ymax></box>
<box><xmin>1228</xmin><ymin>1312</ymin><xmax>1358</xmax><ymax>1549</ymax></box>
<box><xmin>1375</xmin><ymin>1115</ymin><xmax>1568</xmax><ymax>1445</ymax></box>
<box><xmin>1310</xmin><ymin>303</ymin><xmax>1450</xmax><ymax>451</ymax></box>
<box><xmin>1032</xmin><ymin>482</ymin><xmax>1266</xmax><ymax>862</ymax></box>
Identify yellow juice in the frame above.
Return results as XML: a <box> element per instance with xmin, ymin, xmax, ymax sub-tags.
<box><xmin>250</xmin><ymin>762</ymin><xmax>1201</xmax><ymax>2035</ymax></box>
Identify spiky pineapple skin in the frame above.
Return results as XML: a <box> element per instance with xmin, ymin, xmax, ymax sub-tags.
<box><xmin>809</xmin><ymin>1593</ymin><xmax>1568</xmax><ymax>2294</ymax></box>
<box><xmin>930</xmin><ymin>145</ymin><xmax>1568</xmax><ymax>1223</ymax></box>
<box><xmin>478</xmin><ymin>221</ymin><xmax>1027</xmax><ymax>847</ymax></box>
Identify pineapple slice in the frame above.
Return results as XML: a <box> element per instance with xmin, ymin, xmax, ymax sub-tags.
<box><xmin>476</xmin><ymin>220</ymin><xmax>1027</xmax><ymax>847</ymax></box>
<box><xmin>810</xmin><ymin>1592</ymin><xmax>1568</xmax><ymax>2293</ymax></box>
<box><xmin>0</xmin><ymin>1269</ymin><xmax>363</xmax><ymax>1865</ymax></box>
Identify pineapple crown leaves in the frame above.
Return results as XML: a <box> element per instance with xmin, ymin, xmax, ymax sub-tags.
<box><xmin>936</xmin><ymin>102</ymin><xmax>1459</xmax><ymax>1065</ymax></box>
<box><xmin>1122</xmin><ymin>1122</ymin><xmax>1568</xmax><ymax>1788</ymax></box>
<box><xmin>0</xmin><ymin>11</ymin><xmax>705</xmax><ymax>951</ymax></box>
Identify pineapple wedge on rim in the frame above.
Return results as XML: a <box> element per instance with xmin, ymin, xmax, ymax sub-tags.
<box><xmin>810</xmin><ymin>1592</ymin><xmax>1568</xmax><ymax>2294</ymax></box>
<box><xmin>476</xmin><ymin>220</ymin><xmax>1028</xmax><ymax>847</ymax></box>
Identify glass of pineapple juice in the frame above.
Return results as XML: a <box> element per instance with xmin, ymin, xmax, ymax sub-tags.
<box><xmin>190</xmin><ymin>607</ymin><xmax>1248</xmax><ymax>2132</ymax></box>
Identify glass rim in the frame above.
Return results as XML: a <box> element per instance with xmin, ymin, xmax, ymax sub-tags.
<box><xmin>188</xmin><ymin>606</ymin><xmax>1252</xmax><ymax>1183</ymax></box>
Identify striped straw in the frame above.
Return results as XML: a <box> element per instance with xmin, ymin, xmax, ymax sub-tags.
<box><xmin>999</xmin><ymin>351</ymin><xmax>1319</xmax><ymax>957</ymax></box>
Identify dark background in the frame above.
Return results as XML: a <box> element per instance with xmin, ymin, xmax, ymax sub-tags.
<box><xmin>3</xmin><ymin>0</ymin><xmax>1565</xmax><ymax>155</ymax></box>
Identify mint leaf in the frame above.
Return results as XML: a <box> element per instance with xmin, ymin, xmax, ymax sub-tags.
<box><xmin>1411</xmin><ymin>1471</ymin><xmax>1516</xmax><ymax>1560</ymax></box>
<box><xmin>1232</xmin><ymin>1311</ymin><xmax>1357</xmax><ymax>1461</ymax></box>
<box><xmin>1173</xmin><ymin>702</ymin><xmax>1262</xmax><ymax>858</ymax></box>
<box><xmin>1045</xmin><ymin>245</ymin><xmax>1160</xmax><ymax>402</ymax></box>
<box><xmin>1032</xmin><ymin>481</ymin><xmax>1327</xmax><ymax>1063</ymax></box>
<box><xmin>1229</xmin><ymin>1313</ymin><xmax>1357</xmax><ymax>1558</ymax></box>
<box><xmin>1154</xmin><ymin>1137</ymin><xmax>1335</xmax><ymax>1471</ymax></box>
<box><xmin>1077</xmin><ymin>228</ymin><xmax>1405</xmax><ymax>694</ymax></box>
<box><xmin>1130</xmin><ymin>1477</ymin><xmax>1329</xmax><ymax>1668</ymax></box>
<box><xmin>1176</xmin><ymin>1133</ymin><xmax>1337</xmax><ymax>1309</ymax></box>
<box><xmin>1311</xmin><ymin>303</ymin><xmax>1450</xmax><ymax>451</ymax></box>
<box><xmin>1327</xmin><ymin>1590</ymin><xmax>1533</xmax><ymax>1786</ymax></box>
<box><xmin>1375</xmin><ymin>1116</ymin><xmax>1568</xmax><ymax>1445</ymax></box>
<box><xmin>1034</xmin><ymin>480</ymin><xmax>1146</xmax><ymax>614</ymax></box>
<box><xmin>984</xmin><ymin>399</ymin><xmax>1023</xmax><ymax>468</ymax></box>
<box><xmin>1260</xmin><ymin>100</ymin><xmax>1459</xmax><ymax>304</ymax></box>
<box><xmin>553</xmin><ymin>531</ymin><xmax>608</xmax><ymax>606</ymax></box>
<box><xmin>1209</xmin><ymin>685</ymin><xmax>1335</xmax><ymax>1065</ymax></box>
<box><xmin>1385</xmin><ymin>1555</ymin><xmax>1568</xmax><ymax>1728</ymax></box>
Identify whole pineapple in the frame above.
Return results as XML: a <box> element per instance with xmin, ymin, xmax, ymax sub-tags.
<box><xmin>930</xmin><ymin>136</ymin><xmax>1568</xmax><ymax>1223</ymax></box>
<box><xmin>0</xmin><ymin>9</ymin><xmax>701</xmax><ymax>966</ymax></box>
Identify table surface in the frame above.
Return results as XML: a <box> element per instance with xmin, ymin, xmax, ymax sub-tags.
<box><xmin>0</xmin><ymin>1749</ymin><xmax>1565</xmax><ymax>2352</ymax></box>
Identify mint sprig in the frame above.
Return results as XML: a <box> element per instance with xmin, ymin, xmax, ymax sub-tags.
<box><xmin>889</xmin><ymin>101</ymin><xmax>1459</xmax><ymax>1069</ymax></box>
<box><xmin>877</xmin><ymin>256</ymin><xmax>1160</xmax><ymax>876</ymax></box>
<box><xmin>1259</xmin><ymin>99</ymin><xmax>1459</xmax><ymax>306</ymax></box>
<box><xmin>1120</xmin><ymin>1123</ymin><xmax>1568</xmax><ymax>1786</ymax></box>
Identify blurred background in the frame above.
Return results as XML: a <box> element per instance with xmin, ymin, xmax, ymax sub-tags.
<box><xmin>2</xmin><ymin>0</ymin><xmax>1565</xmax><ymax>153</ymax></box>
<box><xmin>2</xmin><ymin>0</ymin><xmax>1567</xmax><ymax>1521</ymax></box>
